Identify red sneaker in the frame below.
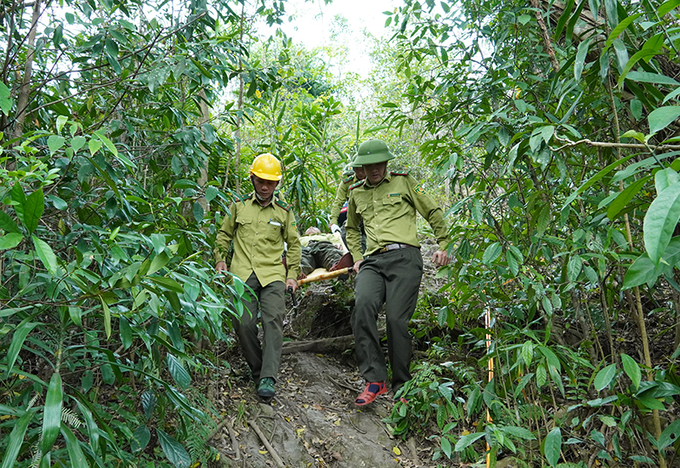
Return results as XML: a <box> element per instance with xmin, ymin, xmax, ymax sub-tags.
<box><xmin>355</xmin><ymin>382</ymin><xmax>387</xmax><ymax>406</ymax></box>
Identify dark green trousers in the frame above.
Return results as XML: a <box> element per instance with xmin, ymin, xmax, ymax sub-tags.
<box><xmin>352</xmin><ymin>246</ymin><xmax>423</xmax><ymax>389</ymax></box>
<box><xmin>233</xmin><ymin>272</ymin><xmax>285</xmax><ymax>382</ymax></box>
<box><xmin>300</xmin><ymin>240</ymin><xmax>343</xmax><ymax>275</ymax></box>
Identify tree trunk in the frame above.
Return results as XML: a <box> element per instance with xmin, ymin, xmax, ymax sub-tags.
<box><xmin>12</xmin><ymin>0</ymin><xmax>42</xmax><ymax>140</ymax></box>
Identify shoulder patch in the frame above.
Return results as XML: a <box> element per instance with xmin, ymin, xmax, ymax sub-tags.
<box><xmin>342</xmin><ymin>174</ymin><xmax>355</xmax><ymax>184</ymax></box>
<box><xmin>414</xmin><ymin>184</ymin><xmax>426</xmax><ymax>195</ymax></box>
<box><xmin>235</xmin><ymin>193</ymin><xmax>252</xmax><ymax>202</ymax></box>
<box><xmin>390</xmin><ymin>170</ymin><xmax>409</xmax><ymax>176</ymax></box>
<box><xmin>349</xmin><ymin>179</ymin><xmax>366</xmax><ymax>191</ymax></box>
<box><xmin>275</xmin><ymin>198</ymin><xmax>291</xmax><ymax>211</ymax></box>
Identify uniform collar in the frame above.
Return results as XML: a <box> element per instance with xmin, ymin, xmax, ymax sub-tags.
<box><xmin>364</xmin><ymin>171</ymin><xmax>392</xmax><ymax>188</ymax></box>
<box><xmin>248</xmin><ymin>191</ymin><xmax>275</xmax><ymax>208</ymax></box>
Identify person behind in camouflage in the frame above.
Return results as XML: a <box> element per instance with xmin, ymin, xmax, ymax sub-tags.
<box><xmin>330</xmin><ymin>154</ymin><xmax>367</xmax><ymax>252</ymax></box>
<box><xmin>330</xmin><ymin>154</ymin><xmax>366</xmax><ymax>235</ymax></box>
<box><xmin>299</xmin><ymin>227</ymin><xmax>344</xmax><ymax>276</ymax></box>
<box><xmin>345</xmin><ymin>139</ymin><xmax>452</xmax><ymax>406</ymax></box>
<box><xmin>214</xmin><ymin>153</ymin><xmax>301</xmax><ymax>399</ymax></box>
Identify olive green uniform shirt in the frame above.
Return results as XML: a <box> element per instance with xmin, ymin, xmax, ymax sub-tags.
<box><xmin>330</xmin><ymin>173</ymin><xmax>357</xmax><ymax>225</ymax></box>
<box><xmin>214</xmin><ymin>194</ymin><xmax>302</xmax><ymax>286</ymax></box>
<box><xmin>346</xmin><ymin>172</ymin><xmax>449</xmax><ymax>260</ymax></box>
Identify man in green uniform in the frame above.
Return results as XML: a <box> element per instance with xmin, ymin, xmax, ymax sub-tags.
<box><xmin>346</xmin><ymin>139</ymin><xmax>451</xmax><ymax>406</ymax></box>
<box><xmin>299</xmin><ymin>227</ymin><xmax>344</xmax><ymax>276</ymax></box>
<box><xmin>214</xmin><ymin>153</ymin><xmax>301</xmax><ymax>399</ymax></box>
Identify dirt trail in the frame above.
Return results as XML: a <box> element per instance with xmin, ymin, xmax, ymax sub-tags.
<box><xmin>210</xmin><ymin>351</ymin><xmax>435</xmax><ymax>467</ymax></box>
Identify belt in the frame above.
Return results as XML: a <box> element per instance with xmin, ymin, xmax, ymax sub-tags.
<box><xmin>373</xmin><ymin>243</ymin><xmax>412</xmax><ymax>255</ymax></box>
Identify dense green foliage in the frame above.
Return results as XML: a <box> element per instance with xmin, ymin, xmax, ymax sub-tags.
<box><xmin>3</xmin><ymin>0</ymin><xmax>680</xmax><ymax>465</ymax></box>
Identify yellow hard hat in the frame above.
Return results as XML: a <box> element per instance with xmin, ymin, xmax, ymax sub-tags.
<box><xmin>250</xmin><ymin>153</ymin><xmax>282</xmax><ymax>181</ymax></box>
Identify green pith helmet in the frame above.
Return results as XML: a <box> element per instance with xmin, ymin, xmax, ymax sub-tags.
<box><xmin>352</xmin><ymin>139</ymin><xmax>395</xmax><ymax>166</ymax></box>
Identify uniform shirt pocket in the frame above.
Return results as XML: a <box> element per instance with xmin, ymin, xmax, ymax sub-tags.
<box><xmin>382</xmin><ymin>193</ymin><xmax>403</xmax><ymax>205</ymax></box>
<box><xmin>266</xmin><ymin>218</ymin><xmax>284</xmax><ymax>241</ymax></box>
<box><xmin>236</xmin><ymin>216</ymin><xmax>253</xmax><ymax>236</ymax></box>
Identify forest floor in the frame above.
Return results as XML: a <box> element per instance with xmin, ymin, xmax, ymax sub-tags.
<box><xmin>202</xmin><ymin>242</ymin><xmax>466</xmax><ymax>468</ymax></box>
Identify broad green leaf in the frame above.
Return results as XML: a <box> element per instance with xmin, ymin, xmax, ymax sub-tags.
<box><xmin>537</xmin><ymin>204</ymin><xmax>551</xmax><ymax>236</ymax></box>
<box><xmin>544</xmin><ymin>427</ymin><xmax>562</xmax><ymax>467</ymax></box>
<box><xmin>94</xmin><ymin>131</ymin><xmax>118</xmax><ymax>157</ymax></box>
<box><xmin>32</xmin><ymin>236</ymin><xmax>58</xmax><ymax>274</ymax></box>
<box><xmin>47</xmin><ymin>135</ymin><xmax>66</xmax><ymax>154</ymax></box>
<box><xmin>594</xmin><ymin>364</ymin><xmax>617</xmax><ymax>391</ymax></box>
<box><xmin>658</xmin><ymin>0</ymin><xmax>680</xmax><ymax>17</ymax></box>
<box><xmin>0</xmin><ymin>233</ymin><xmax>23</xmax><ymax>250</ymax></box>
<box><xmin>193</xmin><ymin>201</ymin><xmax>204</xmax><ymax>222</ymax></box>
<box><xmin>624</xmin><ymin>253</ymin><xmax>661</xmax><ymax>288</ymax></box>
<box><xmin>0</xmin><ymin>210</ymin><xmax>21</xmax><ymax>233</ymax></box>
<box><xmin>61</xmin><ymin>424</ymin><xmax>88</xmax><ymax>468</ymax></box>
<box><xmin>454</xmin><ymin>431</ymin><xmax>486</xmax><ymax>452</ymax></box>
<box><xmin>620</xmin><ymin>354</ymin><xmax>641</xmax><ymax>391</ymax></box>
<box><xmin>23</xmin><ymin>188</ymin><xmax>44</xmax><ymax>234</ymax></box>
<box><xmin>46</xmin><ymin>195</ymin><xmax>67</xmax><ymax>210</ymax></box>
<box><xmin>626</xmin><ymin>71</ymin><xmax>680</xmax><ymax>86</ymax></box>
<box><xmin>482</xmin><ymin>242</ymin><xmax>502</xmax><ymax>264</ymax></box>
<box><xmin>131</xmin><ymin>425</ymin><xmax>151</xmax><ymax>452</ymax></box>
<box><xmin>618</xmin><ymin>49</ymin><xmax>662</xmax><ymax>87</ymax></box>
<box><xmin>440</xmin><ymin>435</ymin><xmax>452</xmax><ymax>458</ymax></box>
<box><xmin>655</xmin><ymin>168</ymin><xmax>680</xmax><ymax>194</ymax></box>
<box><xmin>12</xmin><ymin>183</ymin><xmax>27</xmax><ymax>226</ymax></box>
<box><xmin>648</xmin><ymin>106</ymin><xmax>680</xmax><ymax>135</ymax></box>
<box><xmin>41</xmin><ymin>372</ymin><xmax>63</xmax><ymax>454</ymax></box>
<box><xmin>566</xmin><ymin>255</ymin><xmax>583</xmax><ymax>282</ymax></box>
<box><xmin>56</xmin><ymin>115</ymin><xmax>68</xmax><ymax>134</ymax></box>
<box><xmin>606</xmin><ymin>176</ymin><xmax>651</xmax><ymax>220</ymax></box>
<box><xmin>506</xmin><ymin>249</ymin><xmax>519</xmax><ymax>275</ymax></box>
<box><xmin>70</xmin><ymin>136</ymin><xmax>86</xmax><ymax>153</ymax></box>
<box><xmin>157</xmin><ymin>429</ymin><xmax>191</xmax><ymax>468</ymax></box>
<box><xmin>643</xmin><ymin>181</ymin><xmax>680</xmax><ymax>264</ymax></box>
<box><xmin>0</xmin><ymin>81</ymin><xmax>13</xmax><ymax>115</ymax></box>
<box><xmin>658</xmin><ymin>420</ymin><xmax>680</xmax><ymax>450</ymax></box>
<box><xmin>148</xmin><ymin>251</ymin><xmax>170</xmax><ymax>275</ymax></box>
<box><xmin>167</xmin><ymin>354</ymin><xmax>191</xmax><ymax>389</ymax></box>
<box><xmin>554</xmin><ymin>0</ymin><xmax>575</xmax><ymax>39</ymax></box>
<box><xmin>149</xmin><ymin>277</ymin><xmax>184</xmax><ymax>293</ymax></box>
<box><xmin>521</xmin><ymin>341</ymin><xmax>534</xmax><ymax>367</ymax></box>
<box><xmin>88</xmin><ymin>139</ymin><xmax>102</xmax><ymax>156</ymax></box>
<box><xmin>502</xmin><ymin>426</ymin><xmax>536</xmax><ymax>440</ymax></box>
<box><xmin>574</xmin><ymin>38</ymin><xmax>592</xmax><ymax>81</ymax></box>
<box><xmin>1</xmin><ymin>411</ymin><xmax>33</xmax><ymax>468</ymax></box>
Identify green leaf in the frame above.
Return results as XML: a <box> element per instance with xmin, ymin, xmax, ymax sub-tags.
<box><xmin>149</xmin><ymin>276</ymin><xmax>184</xmax><ymax>293</ymax></box>
<box><xmin>658</xmin><ymin>0</ymin><xmax>680</xmax><ymax>17</ymax></box>
<box><xmin>594</xmin><ymin>364</ymin><xmax>617</xmax><ymax>391</ymax></box>
<box><xmin>23</xmin><ymin>188</ymin><xmax>44</xmax><ymax>234</ymax></box>
<box><xmin>167</xmin><ymin>354</ymin><xmax>191</xmax><ymax>389</ymax></box>
<box><xmin>643</xmin><ymin>181</ymin><xmax>680</xmax><ymax>264</ymax></box>
<box><xmin>148</xmin><ymin>251</ymin><xmax>170</xmax><ymax>275</ymax></box>
<box><xmin>482</xmin><ymin>242</ymin><xmax>502</xmax><ymax>264</ymax></box>
<box><xmin>0</xmin><ymin>81</ymin><xmax>14</xmax><ymax>115</ymax></box>
<box><xmin>4</xmin><ymin>322</ymin><xmax>39</xmax><ymax>378</ymax></box>
<box><xmin>47</xmin><ymin>135</ymin><xmax>66</xmax><ymax>154</ymax></box>
<box><xmin>0</xmin><ymin>233</ymin><xmax>23</xmax><ymax>250</ymax></box>
<box><xmin>521</xmin><ymin>341</ymin><xmax>534</xmax><ymax>367</ymax></box>
<box><xmin>101</xmin><ymin>297</ymin><xmax>112</xmax><ymax>339</ymax></box>
<box><xmin>61</xmin><ymin>424</ymin><xmax>88</xmax><ymax>468</ymax></box>
<box><xmin>88</xmin><ymin>138</ymin><xmax>102</xmax><ymax>156</ymax></box>
<box><xmin>620</xmin><ymin>354</ymin><xmax>641</xmax><ymax>391</ymax></box>
<box><xmin>94</xmin><ymin>131</ymin><xmax>119</xmax><ymax>157</ymax></box>
<box><xmin>605</xmin><ymin>13</ymin><xmax>642</xmax><ymax>47</ymax></box>
<box><xmin>0</xmin><ymin>210</ymin><xmax>21</xmax><ymax>233</ymax></box>
<box><xmin>606</xmin><ymin>176</ymin><xmax>651</xmax><ymax>220</ymax></box>
<box><xmin>193</xmin><ymin>201</ymin><xmax>204</xmax><ymax>223</ymax></box>
<box><xmin>566</xmin><ymin>255</ymin><xmax>583</xmax><ymax>282</ymax></box>
<box><xmin>626</xmin><ymin>71</ymin><xmax>680</xmax><ymax>86</ymax></box>
<box><xmin>624</xmin><ymin>253</ymin><xmax>661</xmax><ymax>288</ymax></box>
<box><xmin>454</xmin><ymin>431</ymin><xmax>486</xmax><ymax>452</ymax></box>
<box><xmin>70</xmin><ymin>136</ymin><xmax>86</xmax><ymax>153</ymax></box>
<box><xmin>574</xmin><ymin>38</ymin><xmax>592</xmax><ymax>81</ymax></box>
<box><xmin>1</xmin><ymin>411</ymin><xmax>33</xmax><ymax>468</ymax></box>
<box><xmin>32</xmin><ymin>236</ymin><xmax>58</xmax><ymax>274</ymax></box>
<box><xmin>440</xmin><ymin>435</ymin><xmax>452</xmax><ymax>458</ymax></box>
<box><xmin>562</xmin><ymin>153</ymin><xmax>637</xmax><ymax>209</ymax></box>
<box><xmin>131</xmin><ymin>425</ymin><xmax>151</xmax><ymax>452</ymax></box>
<box><xmin>544</xmin><ymin>427</ymin><xmax>562</xmax><ymax>467</ymax></box>
<box><xmin>157</xmin><ymin>429</ymin><xmax>191</xmax><ymax>468</ymax></box>
<box><xmin>655</xmin><ymin>168</ymin><xmax>680</xmax><ymax>195</ymax></box>
<box><xmin>648</xmin><ymin>106</ymin><xmax>680</xmax><ymax>135</ymax></box>
<box><xmin>658</xmin><ymin>420</ymin><xmax>680</xmax><ymax>450</ymax></box>
<box><xmin>41</xmin><ymin>372</ymin><xmax>63</xmax><ymax>454</ymax></box>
